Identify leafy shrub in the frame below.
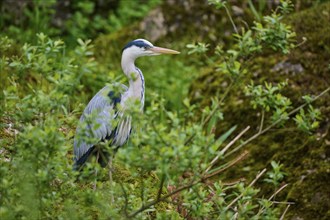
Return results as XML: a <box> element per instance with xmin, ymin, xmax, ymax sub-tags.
<box><xmin>0</xmin><ymin>0</ymin><xmax>160</xmax><ymax>44</ymax></box>
<box><xmin>0</xmin><ymin>33</ymin><xmax>288</xmax><ymax>219</ymax></box>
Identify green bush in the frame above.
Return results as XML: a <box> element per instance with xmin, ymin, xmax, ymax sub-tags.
<box><xmin>0</xmin><ymin>33</ymin><xmax>288</xmax><ymax>219</ymax></box>
<box><xmin>0</xmin><ymin>0</ymin><xmax>160</xmax><ymax>44</ymax></box>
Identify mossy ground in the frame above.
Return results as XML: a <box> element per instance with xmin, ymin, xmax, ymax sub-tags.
<box><xmin>189</xmin><ymin>3</ymin><xmax>330</xmax><ymax>219</ymax></box>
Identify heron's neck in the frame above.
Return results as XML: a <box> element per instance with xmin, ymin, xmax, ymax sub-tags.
<box><xmin>121</xmin><ymin>55</ymin><xmax>145</xmax><ymax>108</ymax></box>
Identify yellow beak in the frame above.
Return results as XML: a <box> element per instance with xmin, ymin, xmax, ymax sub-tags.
<box><xmin>148</xmin><ymin>46</ymin><xmax>180</xmax><ymax>54</ymax></box>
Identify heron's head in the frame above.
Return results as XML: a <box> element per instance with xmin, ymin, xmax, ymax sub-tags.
<box><xmin>122</xmin><ymin>39</ymin><xmax>180</xmax><ymax>59</ymax></box>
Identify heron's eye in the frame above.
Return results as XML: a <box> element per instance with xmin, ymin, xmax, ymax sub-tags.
<box><xmin>143</xmin><ymin>46</ymin><xmax>148</xmax><ymax>50</ymax></box>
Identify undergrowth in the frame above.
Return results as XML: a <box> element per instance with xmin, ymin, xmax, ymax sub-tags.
<box><xmin>1</xmin><ymin>0</ymin><xmax>329</xmax><ymax>219</ymax></box>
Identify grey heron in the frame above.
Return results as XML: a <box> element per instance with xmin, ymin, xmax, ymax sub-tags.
<box><xmin>73</xmin><ymin>39</ymin><xmax>180</xmax><ymax>170</ymax></box>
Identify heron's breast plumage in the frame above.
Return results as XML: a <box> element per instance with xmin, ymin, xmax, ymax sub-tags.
<box><xmin>112</xmin><ymin>116</ymin><xmax>132</xmax><ymax>146</ymax></box>
<box><xmin>136</xmin><ymin>67</ymin><xmax>145</xmax><ymax>108</ymax></box>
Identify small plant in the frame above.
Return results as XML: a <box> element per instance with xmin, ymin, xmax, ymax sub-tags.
<box><xmin>244</xmin><ymin>81</ymin><xmax>292</xmax><ymax>123</ymax></box>
<box><xmin>294</xmin><ymin>105</ymin><xmax>321</xmax><ymax>134</ymax></box>
<box><xmin>186</xmin><ymin>42</ymin><xmax>210</xmax><ymax>55</ymax></box>
<box><xmin>208</xmin><ymin>0</ymin><xmax>227</xmax><ymax>9</ymax></box>
<box><xmin>253</xmin><ymin>13</ymin><xmax>296</xmax><ymax>54</ymax></box>
<box><xmin>264</xmin><ymin>161</ymin><xmax>287</xmax><ymax>187</ymax></box>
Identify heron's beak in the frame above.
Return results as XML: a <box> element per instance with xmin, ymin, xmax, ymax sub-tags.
<box><xmin>149</xmin><ymin>46</ymin><xmax>180</xmax><ymax>55</ymax></box>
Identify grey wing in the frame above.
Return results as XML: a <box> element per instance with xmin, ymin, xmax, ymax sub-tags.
<box><xmin>73</xmin><ymin>84</ymin><xmax>127</xmax><ymax>163</ymax></box>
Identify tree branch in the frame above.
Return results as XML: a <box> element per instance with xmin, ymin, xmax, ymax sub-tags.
<box><xmin>256</xmin><ymin>183</ymin><xmax>289</xmax><ymax>217</ymax></box>
<box><xmin>224</xmin><ymin>4</ymin><xmax>239</xmax><ymax>34</ymax></box>
<box><xmin>280</xmin><ymin>204</ymin><xmax>291</xmax><ymax>220</ymax></box>
<box><xmin>205</xmin><ymin>126</ymin><xmax>250</xmax><ymax>173</ymax></box>
<box><xmin>120</xmin><ymin>183</ymin><xmax>129</xmax><ymax>218</ymax></box>
<box><xmin>259</xmin><ymin>110</ymin><xmax>264</xmax><ymax>133</ymax></box>
<box><xmin>226</xmin><ymin>168</ymin><xmax>267</xmax><ymax>210</ymax></box>
<box><xmin>204</xmin><ymin>150</ymin><xmax>249</xmax><ymax>178</ymax></box>
<box><xmin>185</xmin><ymin>81</ymin><xmax>234</xmax><ymax>146</ymax></box>
<box><xmin>157</xmin><ymin>174</ymin><xmax>165</xmax><ymax>200</ymax></box>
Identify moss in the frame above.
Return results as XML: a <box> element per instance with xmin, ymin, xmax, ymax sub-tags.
<box><xmin>189</xmin><ymin>2</ymin><xmax>330</xmax><ymax>219</ymax></box>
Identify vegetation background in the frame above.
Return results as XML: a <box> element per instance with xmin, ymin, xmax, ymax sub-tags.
<box><xmin>1</xmin><ymin>0</ymin><xmax>329</xmax><ymax>219</ymax></box>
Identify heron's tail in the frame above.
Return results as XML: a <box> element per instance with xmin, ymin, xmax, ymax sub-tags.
<box><xmin>73</xmin><ymin>146</ymin><xmax>111</xmax><ymax>171</ymax></box>
<box><xmin>72</xmin><ymin>146</ymin><xmax>95</xmax><ymax>171</ymax></box>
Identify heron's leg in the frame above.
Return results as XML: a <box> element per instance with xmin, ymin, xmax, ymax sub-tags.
<box><xmin>107</xmin><ymin>153</ymin><xmax>115</xmax><ymax>203</ymax></box>
<box><xmin>93</xmin><ymin>149</ymin><xmax>100</xmax><ymax>190</ymax></box>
